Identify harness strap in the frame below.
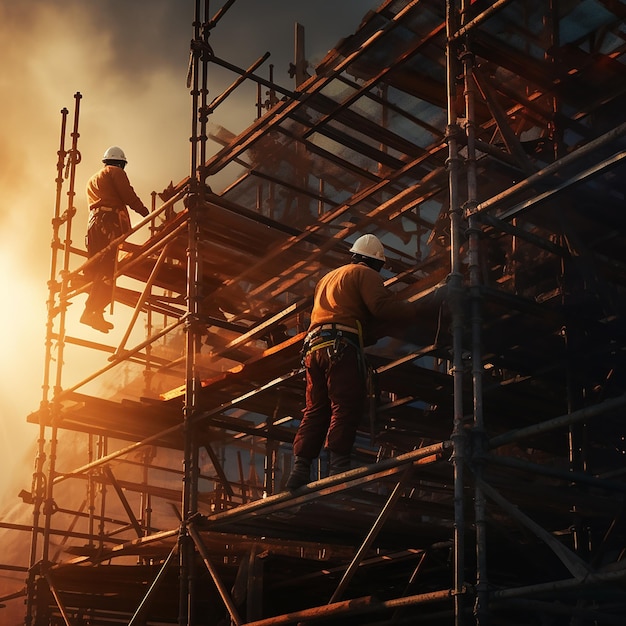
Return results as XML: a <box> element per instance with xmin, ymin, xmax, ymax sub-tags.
<box><xmin>307</xmin><ymin>339</ymin><xmax>335</xmax><ymax>354</ymax></box>
<box><xmin>302</xmin><ymin>324</ymin><xmax>366</xmax><ymax>371</ymax></box>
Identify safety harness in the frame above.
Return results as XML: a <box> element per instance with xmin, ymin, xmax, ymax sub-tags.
<box><xmin>303</xmin><ymin>321</ymin><xmax>378</xmax><ymax>442</ymax></box>
<box><xmin>302</xmin><ymin>322</ymin><xmax>367</xmax><ymax>373</ymax></box>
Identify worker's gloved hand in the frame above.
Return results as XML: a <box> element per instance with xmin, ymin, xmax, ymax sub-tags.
<box><xmin>137</xmin><ymin>206</ymin><xmax>150</xmax><ymax>217</ymax></box>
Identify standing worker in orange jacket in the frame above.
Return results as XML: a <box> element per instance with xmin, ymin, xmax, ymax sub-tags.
<box><xmin>80</xmin><ymin>146</ymin><xmax>149</xmax><ymax>333</ymax></box>
<box><xmin>285</xmin><ymin>234</ymin><xmax>420</xmax><ymax>490</ymax></box>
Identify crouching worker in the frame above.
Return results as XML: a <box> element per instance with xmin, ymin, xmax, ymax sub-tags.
<box><xmin>81</xmin><ymin>146</ymin><xmax>149</xmax><ymax>333</ymax></box>
<box><xmin>285</xmin><ymin>234</ymin><xmax>420</xmax><ymax>490</ymax></box>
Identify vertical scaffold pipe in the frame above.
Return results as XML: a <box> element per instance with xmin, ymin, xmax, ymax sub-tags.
<box><xmin>52</xmin><ymin>92</ymin><xmax>82</xmax><ymax>401</ymax></box>
<box><xmin>180</xmin><ymin>2</ymin><xmax>204</xmax><ymax>625</ymax></box>
<box><xmin>445</xmin><ymin>1</ymin><xmax>467</xmax><ymax>624</ymax></box>
<box><xmin>198</xmin><ymin>0</ymin><xmax>210</xmax><ymax>178</ymax></box>
<box><xmin>43</xmin><ymin>92</ymin><xmax>82</xmax><ymax>566</ymax></box>
<box><xmin>41</xmin><ymin>106</ymin><xmax>68</xmax><ymax>408</ymax></box>
<box><xmin>189</xmin><ymin>2</ymin><xmax>200</xmax><ymax>185</ymax></box>
<box><xmin>460</xmin><ymin>27</ymin><xmax>490</xmax><ymax>624</ymax></box>
<box><xmin>25</xmin><ymin>104</ymin><xmax>69</xmax><ymax>626</ymax></box>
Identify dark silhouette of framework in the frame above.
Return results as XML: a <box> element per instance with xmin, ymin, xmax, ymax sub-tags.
<box><xmin>5</xmin><ymin>1</ymin><xmax>626</xmax><ymax>624</ymax></box>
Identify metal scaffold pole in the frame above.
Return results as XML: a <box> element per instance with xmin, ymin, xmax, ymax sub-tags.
<box><xmin>41</xmin><ymin>105</ymin><xmax>69</xmax><ymax>413</ymax></box>
<box><xmin>459</xmin><ymin>12</ymin><xmax>489</xmax><ymax>622</ymax></box>
<box><xmin>180</xmin><ymin>1</ymin><xmax>207</xmax><ymax>623</ymax></box>
<box><xmin>26</xmin><ymin>93</ymin><xmax>82</xmax><ymax>626</ymax></box>
<box><xmin>43</xmin><ymin>91</ymin><xmax>82</xmax><ymax>563</ymax></box>
<box><xmin>25</xmin><ymin>103</ymin><xmax>69</xmax><ymax>626</ymax></box>
<box><xmin>445</xmin><ymin>1</ymin><xmax>467</xmax><ymax>624</ymax></box>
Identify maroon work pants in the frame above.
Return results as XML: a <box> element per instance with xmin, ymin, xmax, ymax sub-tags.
<box><xmin>84</xmin><ymin>209</ymin><xmax>130</xmax><ymax>314</ymax></box>
<box><xmin>292</xmin><ymin>343</ymin><xmax>365</xmax><ymax>459</ymax></box>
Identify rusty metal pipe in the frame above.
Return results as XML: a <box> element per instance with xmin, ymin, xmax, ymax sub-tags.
<box><xmin>205</xmin><ymin>442</ymin><xmax>450</xmax><ymax>527</ymax></box>
<box><xmin>243</xmin><ymin>588</ymin><xmax>455</xmax><ymax>626</ymax></box>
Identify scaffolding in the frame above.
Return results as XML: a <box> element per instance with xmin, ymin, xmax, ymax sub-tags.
<box><xmin>4</xmin><ymin>0</ymin><xmax>626</xmax><ymax>624</ymax></box>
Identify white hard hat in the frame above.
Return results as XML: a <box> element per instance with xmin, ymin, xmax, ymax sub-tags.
<box><xmin>349</xmin><ymin>234</ymin><xmax>386</xmax><ymax>262</ymax></box>
<box><xmin>102</xmin><ymin>146</ymin><xmax>127</xmax><ymax>163</ymax></box>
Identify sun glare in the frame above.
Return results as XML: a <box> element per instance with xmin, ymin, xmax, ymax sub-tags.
<box><xmin>0</xmin><ymin>244</ymin><xmax>47</xmax><ymax>504</ymax></box>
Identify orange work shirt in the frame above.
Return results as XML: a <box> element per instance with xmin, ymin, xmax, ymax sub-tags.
<box><xmin>309</xmin><ymin>262</ymin><xmax>417</xmax><ymax>342</ymax></box>
<box><xmin>87</xmin><ymin>165</ymin><xmax>147</xmax><ymax>215</ymax></box>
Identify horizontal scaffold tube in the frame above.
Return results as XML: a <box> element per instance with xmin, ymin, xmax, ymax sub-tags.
<box><xmin>491</xmin><ymin>566</ymin><xmax>626</xmax><ymax>601</ymax></box>
<box><xmin>488</xmin><ymin>394</ymin><xmax>626</xmax><ymax>449</ymax></box>
<box><xmin>204</xmin><ymin>442</ymin><xmax>451</xmax><ymax>526</ymax></box>
<box><xmin>470</xmin><ymin>121</ymin><xmax>626</xmax><ymax>216</ymax></box>
<box><xmin>243</xmin><ymin>587</ymin><xmax>455</xmax><ymax>626</ymax></box>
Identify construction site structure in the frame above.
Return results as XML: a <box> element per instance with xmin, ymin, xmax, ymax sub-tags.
<box><xmin>2</xmin><ymin>0</ymin><xmax>626</xmax><ymax>624</ymax></box>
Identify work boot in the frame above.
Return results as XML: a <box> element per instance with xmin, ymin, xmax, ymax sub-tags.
<box><xmin>80</xmin><ymin>309</ymin><xmax>114</xmax><ymax>333</ymax></box>
<box><xmin>329</xmin><ymin>452</ymin><xmax>351</xmax><ymax>476</ymax></box>
<box><xmin>285</xmin><ymin>456</ymin><xmax>312</xmax><ymax>490</ymax></box>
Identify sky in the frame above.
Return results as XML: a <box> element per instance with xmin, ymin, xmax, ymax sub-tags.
<box><xmin>0</xmin><ymin>0</ymin><xmax>381</xmax><ymax>613</ymax></box>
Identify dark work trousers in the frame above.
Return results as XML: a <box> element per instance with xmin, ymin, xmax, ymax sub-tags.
<box><xmin>84</xmin><ymin>209</ymin><xmax>129</xmax><ymax>314</ymax></box>
<box><xmin>292</xmin><ymin>341</ymin><xmax>365</xmax><ymax>459</ymax></box>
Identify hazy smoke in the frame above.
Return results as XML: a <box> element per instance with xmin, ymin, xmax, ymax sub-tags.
<box><xmin>0</xmin><ymin>0</ymin><xmax>379</xmax><ymax>620</ymax></box>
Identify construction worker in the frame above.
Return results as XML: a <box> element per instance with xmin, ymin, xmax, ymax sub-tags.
<box><xmin>285</xmin><ymin>234</ymin><xmax>419</xmax><ymax>490</ymax></box>
<box><xmin>80</xmin><ymin>146</ymin><xmax>149</xmax><ymax>333</ymax></box>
